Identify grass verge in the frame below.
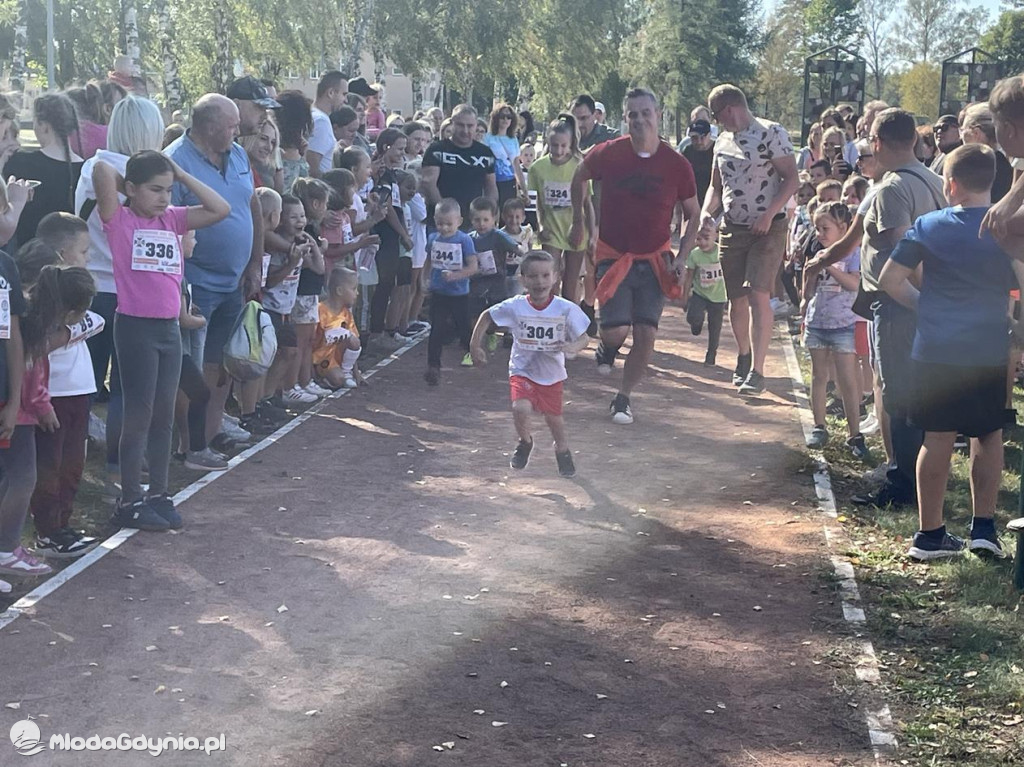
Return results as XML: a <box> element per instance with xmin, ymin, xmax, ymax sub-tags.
<box><xmin>790</xmin><ymin>327</ymin><xmax>1024</xmax><ymax>766</ymax></box>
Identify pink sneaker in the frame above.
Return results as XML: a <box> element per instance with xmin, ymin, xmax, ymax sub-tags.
<box><xmin>0</xmin><ymin>546</ymin><xmax>53</xmax><ymax>576</ymax></box>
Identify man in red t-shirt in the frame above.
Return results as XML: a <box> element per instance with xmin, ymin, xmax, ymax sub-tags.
<box><xmin>569</xmin><ymin>88</ymin><xmax>700</xmax><ymax>425</ymax></box>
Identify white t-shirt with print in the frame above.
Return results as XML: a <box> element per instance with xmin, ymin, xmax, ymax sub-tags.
<box><xmin>488</xmin><ymin>295</ymin><xmax>590</xmax><ymax>386</ymax></box>
<box><xmin>309</xmin><ymin>107</ymin><xmax>336</xmax><ymax>174</ymax></box>
<box><xmin>48</xmin><ymin>311</ymin><xmax>105</xmax><ymax>397</ymax></box>
<box><xmin>714</xmin><ymin>116</ymin><xmax>794</xmax><ymax>227</ymax></box>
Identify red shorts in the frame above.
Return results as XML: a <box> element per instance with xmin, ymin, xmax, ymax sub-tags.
<box><xmin>855</xmin><ymin>320</ymin><xmax>870</xmax><ymax>357</ymax></box>
<box><xmin>510</xmin><ymin>375</ymin><xmax>564</xmax><ymax>416</ymax></box>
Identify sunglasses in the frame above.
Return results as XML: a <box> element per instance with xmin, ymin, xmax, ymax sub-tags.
<box><xmin>934</xmin><ymin>124</ymin><xmax>955</xmax><ymax>133</ymax></box>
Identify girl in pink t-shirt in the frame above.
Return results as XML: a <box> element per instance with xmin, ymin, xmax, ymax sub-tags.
<box><xmin>94</xmin><ymin>150</ymin><xmax>229</xmax><ymax>532</ymax></box>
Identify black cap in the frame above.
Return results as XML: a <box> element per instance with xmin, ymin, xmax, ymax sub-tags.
<box><xmin>688</xmin><ymin>118</ymin><xmax>712</xmax><ymax>136</ymax></box>
<box><xmin>226</xmin><ymin>76</ymin><xmax>281</xmax><ymax>109</ymax></box>
<box><xmin>933</xmin><ymin>114</ymin><xmax>958</xmax><ymax>131</ymax></box>
<box><xmin>347</xmin><ymin>77</ymin><xmax>380</xmax><ymax>98</ymax></box>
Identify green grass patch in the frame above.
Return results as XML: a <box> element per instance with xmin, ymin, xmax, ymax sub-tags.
<box><xmin>791</xmin><ymin>336</ymin><xmax>1024</xmax><ymax>765</ymax></box>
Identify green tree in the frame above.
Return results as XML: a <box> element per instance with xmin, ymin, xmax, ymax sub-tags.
<box><xmin>895</xmin><ymin>60</ymin><xmax>941</xmax><ymax>119</ymax></box>
<box><xmin>751</xmin><ymin>0</ymin><xmax>806</xmax><ymax>129</ymax></box>
<box><xmin>897</xmin><ymin>0</ymin><xmax>989</xmax><ymax>62</ymax></box>
<box><xmin>980</xmin><ymin>10</ymin><xmax>1024</xmax><ymax>72</ymax></box>
<box><xmin>805</xmin><ymin>0</ymin><xmax>861</xmax><ymax>52</ymax></box>
<box><xmin>859</xmin><ymin>0</ymin><xmax>899</xmax><ymax>98</ymax></box>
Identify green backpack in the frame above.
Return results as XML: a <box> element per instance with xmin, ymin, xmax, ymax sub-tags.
<box><xmin>222</xmin><ymin>300</ymin><xmax>278</xmax><ymax>381</ymax></box>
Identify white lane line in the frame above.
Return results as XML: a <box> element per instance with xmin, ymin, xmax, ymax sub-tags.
<box><xmin>778</xmin><ymin>321</ymin><xmax>897</xmax><ymax>763</ymax></box>
<box><xmin>0</xmin><ymin>334</ymin><xmax>427</xmax><ymax>631</ymax></box>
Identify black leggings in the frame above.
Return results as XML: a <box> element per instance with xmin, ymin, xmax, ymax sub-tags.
<box><xmin>179</xmin><ymin>354</ymin><xmax>211</xmax><ymax>453</ymax></box>
<box><xmin>427</xmin><ymin>294</ymin><xmax>471</xmax><ymax>367</ymax></box>
<box><xmin>370</xmin><ymin>246</ymin><xmax>400</xmax><ymax>333</ymax></box>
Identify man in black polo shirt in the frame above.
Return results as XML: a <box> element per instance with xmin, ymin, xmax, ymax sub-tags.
<box><xmin>572</xmin><ymin>94</ymin><xmax>620</xmax><ymax>152</ymax></box>
<box><xmin>682</xmin><ymin>118</ymin><xmax>714</xmax><ymax>205</ymax></box>
<box><xmin>421</xmin><ymin>103</ymin><xmax>498</xmax><ymax>227</ymax></box>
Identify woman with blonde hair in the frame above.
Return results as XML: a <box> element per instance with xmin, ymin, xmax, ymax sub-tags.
<box><xmin>960</xmin><ymin>102</ymin><xmax>1013</xmax><ymax>202</ymax></box>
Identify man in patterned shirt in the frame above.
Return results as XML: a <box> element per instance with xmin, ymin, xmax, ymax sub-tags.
<box><xmin>700</xmin><ymin>84</ymin><xmax>799</xmax><ymax>395</ymax></box>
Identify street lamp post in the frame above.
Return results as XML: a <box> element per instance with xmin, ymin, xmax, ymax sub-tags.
<box><xmin>46</xmin><ymin>0</ymin><xmax>55</xmax><ymax>89</ymax></box>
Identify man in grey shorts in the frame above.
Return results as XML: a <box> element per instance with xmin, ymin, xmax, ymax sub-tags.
<box><xmin>571</xmin><ymin>88</ymin><xmax>700</xmax><ymax>424</ymax></box>
<box><xmin>700</xmin><ymin>84</ymin><xmax>799</xmax><ymax>395</ymax></box>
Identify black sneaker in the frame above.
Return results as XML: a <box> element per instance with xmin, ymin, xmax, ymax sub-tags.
<box><xmin>704</xmin><ymin>350</ymin><xmax>717</xmax><ymax>367</ymax></box>
<box><xmin>610</xmin><ymin>393</ymin><xmax>634</xmax><ymax>425</ymax></box>
<box><xmin>257</xmin><ymin>399</ymin><xmax>289</xmax><ymax>424</ymax></box>
<box><xmin>425</xmin><ymin>366</ymin><xmax>440</xmax><ymax>386</ymax></box>
<box><xmin>596</xmin><ymin>342</ymin><xmax>617</xmax><ymax>376</ymax></box>
<box><xmin>147</xmin><ymin>493</ymin><xmax>183</xmax><ymax>530</ymax></box>
<box><xmin>556</xmin><ymin>449</ymin><xmax>576</xmax><ymax>477</ymax></box>
<box><xmin>239</xmin><ymin>412</ymin><xmax>276</xmax><ymax>436</ymax></box>
<box><xmin>907</xmin><ymin>530</ymin><xmax>966</xmax><ymax>561</ymax></box>
<box><xmin>851</xmin><ymin>486</ymin><xmax>914</xmax><ymax>508</ymax></box>
<box><xmin>510</xmin><ymin>438</ymin><xmax>533</xmax><ymax>470</ymax></box>
<box><xmin>969</xmin><ymin>528</ymin><xmax>1009</xmax><ymax>559</ymax></box>
<box><xmin>826</xmin><ymin>397</ymin><xmax>844</xmax><ymax>416</ymax></box>
<box><xmin>36</xmin><ymin>528</ymin><xmax>98</xmax><ymax>559</ymax></box>
<box><xmin>847</xmin><ymin>433</ymin><xmax>871</xmax><ymax>461</ymax></box>
<box><xmin>113</xmin><ymin>499</ymin><xmax>170</xmax><ymax>532</ymax></box>
<box><xmin>732</xmin><ymin>353</ymin><xmax>752</xmax><ymax>386</ymax></box>
<box><xmin>738</xmin><ymin>370</ymin><xmax>766</xmax><ymax>396</ymax></box>
<box><xmin>209</xmin><ymin>432</ymin><xmax>236</xmax><ymax>454</ymax></box>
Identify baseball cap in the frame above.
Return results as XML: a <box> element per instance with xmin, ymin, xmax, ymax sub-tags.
<box><xmin>226</xmin><ymin>76</ymin><xmax>281</xmax><ymax>109</ymax></box>
<box><xmin>688</xmin><ymin>119</ymin><xmax>712</xmax><ymax>136</ymax></box>
<box><xmin>594</xmin><ymin>101</ymin><xmax>606</xmax><ymax>114</ymax></box>
<box><xmin>348</xmin><ymin>77</ymin><xmax>380</xmax><ymax>98</ymax></box>
<box><xmin>933</xmin><ymin>114</ymin><xmax>958</xmax><ymax>131</ymax></box>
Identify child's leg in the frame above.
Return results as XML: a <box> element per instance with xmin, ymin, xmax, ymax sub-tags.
<box><xmin>386</xmin><ymin>258</ymin><xmax>413</xmax><ymax>332</ymax></box>
<box><xmin>294</xmin><ymin>323</ymin><xmax>316</xmax><ymax>387</ymax></box>
<box><xmin>706</xmin><ymin>301</ymin><xmax>725</xmax><ymax>357</ymax></box>
<box><xmin>969</xmin><ymin>430</ymin><xmax>1004</xmax><ymax>521</ymax></box>
<box><xmin>0</xmin><ymin>426</ymin><xmax>37</xmax><ymax>552</ymax></box>
<box><xmin>30</xmin><ymin>413</ymin><xmax>65</xmax><ymax>537</ymax></box>
<box><xmin>427</xmin><ymin>295</ymin><xmax>450</xmax><ymax>368</ymax></box>
<box><xmin>544</xmin><ymin>413</ymin><xmax>569</xmax><ymax>452</ymax></box>
<box><xmin>833</xmin><ymin>351</ymin><xmax>862</xmax><ymax>438</ymax></box>
<box><xmin>808</xmin><ymin>347</ymin><xmax>831</xmax><ymax>426</ymax></box>
<box><xmin>916</xmin><ymin>431</ymin><xmax>956</xmax><ymax>531</ymax></box>
<box><xmin>512</xmin><ymin>399</ymin><xmax>533</xmax><ymax>442</ymax></box>
<box><xmin>562</xmin><ymin>250</ymin><xmax>584</xmax><ymax>304</ymax></box>
<box><xmin>451</xmin><ymin>295</ymin><xmax>472</xmax><ymax>352</ymax></box>
<box><xmin>408</xmin><ymin>268</ymin><xmax>425</xmax><ymax>323</ymax></box>
<box><xmin>55</xmin><ymin>395</ymin><xmax>90</xmax><ymax>531</ymax></box>
<box><xmin>179</xmin><ymin>354</ymin><xmax>212</xmax><ymax>452</ymax></box>
<box><xmin>686</xmin><ymin>293</ymin><xmax>708</xmax><ymax>335</ymax></box>
<box><xmin>340</xmin><ymin>337</ymin><xmax>362</xmax><ymax>376</ymax></box>
<box><xmin>115</xmin><ymin>315</ymin><xmax>162</xmax><ymax>503</ymax></box>
<box><xmin>174</xmin><ymin>390</ymin><xmax>190</xmax><ymax>453</ymax></box>
<box><xmin>370</xmin><ymin>254</ymin><xmax>398</xmax><ymax>334</ymax></box>
<box><xmin>146</xmin><ymin>323</ymin><xmax>183</xmax><ymax>497</ymax></box>
<box><xmin>549</xmin><ymin>248</ymin><xmax>565</xmax><ymax>296</ymax></box>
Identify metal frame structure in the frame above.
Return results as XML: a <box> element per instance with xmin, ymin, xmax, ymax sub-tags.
<box><xmin>801</xmin><ymin>46</ymin><xmax>866</xmax><ymax>145</ymax></box>
<box><xmin>939</xmin><ymin>48</ymin><xmax>1003</xmax><ymax>118</ymax></box>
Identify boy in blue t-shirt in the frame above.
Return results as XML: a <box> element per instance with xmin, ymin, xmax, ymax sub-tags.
<box><xmin>880</xmin><ymin>144</ymin><xmax>1014</xmax><ymax>562</ymax></box>
<box><xmin>423</xmin><ymin>198</ymin><xmax>478</xmax><ymax>386</ymax></box>
<box><xmin>469</xmin><ymin>196</ymin><xmax>520</xmax><ymax>356</ymax></box>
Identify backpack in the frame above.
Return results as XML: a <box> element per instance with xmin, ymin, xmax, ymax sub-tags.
<box><xmin>222</xmin><ymin>300</ymin><xmax>277</xmax><ymax>381</ymax></box>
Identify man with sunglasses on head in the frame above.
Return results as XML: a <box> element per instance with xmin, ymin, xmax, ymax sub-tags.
<box><xmin>929</xmin><ymin>114</ymin><xmax>962</xmax><ymax>175</ymax></box>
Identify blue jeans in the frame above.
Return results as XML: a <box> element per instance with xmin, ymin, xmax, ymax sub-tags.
<box><xmin>189</xmin><ymin>285</ymin><xmax>244</xmax><ymax>368</ymax></box>
<box><xmin>871</xmin><ymin>296</ymin><xmax>923</xmax><ymax>500</ymax></box>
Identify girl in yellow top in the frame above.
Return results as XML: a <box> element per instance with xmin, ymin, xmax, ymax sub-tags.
<box><xmin>528</xmin><ymin>114</ymin><xmax>594</xmax><ymax>303</ymax></box>
<box><xmin>314</xmin><ymin>267</ymin><xmax>362</xmax><ymax>390</ymax></box>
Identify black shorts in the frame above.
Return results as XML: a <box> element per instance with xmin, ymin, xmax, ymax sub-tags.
<box><xmin>595</xmin><ymin>259</ymin><xmax>666</xmax><ymax>329</ymax></box>
<box><xmin>266</xmin><ymin>310</ymin><xmax>297</xmax><ymax>348</ymax></box>
<box><xmin>909</xmin><ymin>361</ymin><xmax>1006</xmax><ymax>437</ymax></box>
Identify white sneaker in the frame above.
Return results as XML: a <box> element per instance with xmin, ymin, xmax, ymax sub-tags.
<box><xmin>304</xmin><ymin>381</ymin><xmax>332</xmax><ymax>398</ymax></box>
<box><xmin>860</xmin><ymin>413</ymin><xmax>880</xmax><ymax>434</ymax></box>
<box><xmin>342</xmin><ymin>376</ymin><xmax>358</xmax><ymax>389</ymax></box>
<box><xmin>88</xmin><ymin>412</ymin><xmax>106</xmax><ymax>444</ymax></box>
<box><xmin>220</xmin><ymin>417</ymin><xmax>252</xmax><ymax>443</ymax></box>
<box><xmin>284</xmin><ymin>385</ymin><xmax>318</xmax><ymax>404</ymax></box>
<box><xmin>0</xmin><ymin>578</ymin><xmax>10</xmax><ymax>593</ymax></box>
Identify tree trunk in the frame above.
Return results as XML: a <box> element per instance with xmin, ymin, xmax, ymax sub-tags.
<box><xmin>345</xmin><ymin>0</ymin><xmax>374</xmax><ymax>78</ymax></box>
<box><xmin>123</xmin><ymin>4</ymin><xmax>141</xmax><ymax>76</ymax></box>
<box><xmin>10</xmin><ymin>0</ymin><xmax>28</xmax><ymax>93</ymax></box>
<box><xmin>157</xmin><ymin>0</ymin><xmax>185</xmax><ymax>111</ymax></box>
<box><xmin>213</xmin><ymin>0</ymin><xmax>231</xmax><ymax>92</ymax></box>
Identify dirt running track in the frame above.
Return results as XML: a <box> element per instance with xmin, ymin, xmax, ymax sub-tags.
<box><xmin>0</xmin><ymin>307</ymin><xmax>873</xmax><ymax>766</ymax></box>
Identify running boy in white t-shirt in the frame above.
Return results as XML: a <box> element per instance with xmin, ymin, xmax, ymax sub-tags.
<box><xmin>470</xmin><ymin>251</ymin><xmax>590</xmax><ymax>477</ymax></box>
